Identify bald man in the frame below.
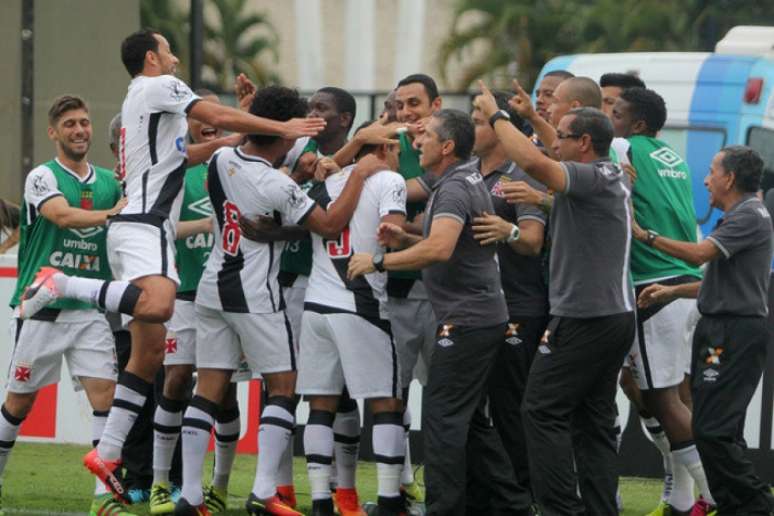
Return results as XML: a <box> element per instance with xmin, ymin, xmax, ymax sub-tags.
<box><xmin>547</xmin><ymin>77</ymin><xmax>603</xmax><ymax>127</ymax></box>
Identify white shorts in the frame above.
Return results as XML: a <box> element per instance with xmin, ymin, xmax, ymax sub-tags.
<box><xmin>164</xmin><ymin>299</ymin><xmax>196</xmax><ymax>366</ymax></box>
<box><xmin>628</xmin><ymin>298</ymin><xmax>697</xmax><ymax>390</ymax></box>
<box><xmin>107</xmin><ymin>220</ymin><xmax>179</xmax><ymax>285</ymax></box>
<box><xmin>6</xmin><ymin>313</ymin><xmax>117</xmax><ymax>393</ymax></box>
<box><xmin>296</xmin><ymin>311</ymin><xmax>399</xmax><ymax>399</ymax></box>
<box><xmin>388</xmin><ymin>297</ymin><xmax>436</xmax><ymax>387</ymax></box>
<box><xmin>195</xmin><ymin>304</ymin><xmax>296</xmax><ymax>375</ymax></box>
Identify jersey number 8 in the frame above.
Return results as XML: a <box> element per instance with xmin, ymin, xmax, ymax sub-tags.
<box><xmin>222</xmin><ymin>201</ymin><xmax>242</xmax><ymax>256</ymax></box>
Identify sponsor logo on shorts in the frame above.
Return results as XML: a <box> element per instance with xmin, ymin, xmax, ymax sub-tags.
<box><xmin>703</xmin><ymin>368</ymin><xmax>719</xmax><ymax>383</ymax></box>
<box><xmin>14</xmin><ymin>363</ymin><xmax>31</xmax><ymax>382</ymax></box>
<box><xmin>438</xmin><ymin>338</ymin><xmax>454</xmax><ymax>348</ymax></box>
<box><xmin>505</xmin><ymin>323</ymin><xmax>522</xmax><ymax>345</ymax></box>
<box><xmin>165</xmin><ymin>338</ymin><xmax>178</xmax><ymax>354</ymax></box>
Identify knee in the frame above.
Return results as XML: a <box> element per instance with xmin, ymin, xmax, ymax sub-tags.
<box><xmin>3</xmin><ymin>393</ymin><xmax>36</xmax><ymax>420</ymax></box>
<box><xmin>164</xmin><ymin>366</ymin><xmax>193</xmax><ymax>400</ymax></box>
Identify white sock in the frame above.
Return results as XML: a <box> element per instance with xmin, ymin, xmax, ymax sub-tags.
<box><xmin>333</xmin><ymin>406</ymin><xmax>360</xmax><ymax>490</ymax></box>
<box><xmin>277</xmin><ymin>435</ymin><xmax>294</xmax><ymax>486</ymax></box>
<box><xmin>92</xmin><ymin>409</ymin><xmax>110</xmax><ymax>496</ymax></box>
<box><xmin>672</xmin><ymin>443</ymin><xmax>715</xmax><ymax>505</ymax></box>
<box><xmin>670</xmin><ymin>461</ymin><xmax>695</xmax><ymax>511</ymax></box>
<box><xmin>213</xmin><ymin>407</ymin><xmax>240</xmax><ymax>490</ymax></box>
<box><xmin>0</xmin><ymin>405</ymin><xmax>23</xmax><ymax>482</ymax></box>
<box><xmin>58</xmin><ymin>275</ymin><xmax>141</xmax><ymax>315</ymax></box>
<box><xmin>153</xmin><ymin>396</ymin><xmax>185</xmax><ymax>485</ymax></box>
<box><xmin>305</xmin><ymin>410</ymin><xmax>334</xmax><ymax>501</ymax></box>
<box><xmin>614</xmin><ymin>412</ymin><xmax>623</xmax><ymax>453</ymax></box>
<box><xmin>98</xmin><ymin>372</ymin><xmax>151</xmax><ymax>461</ymax></box>
<box><xmin>180</xmin><ymin>396</ymin><xmax>217</xmax><ymax>506</ymax></box>
<box><xmin>252</xmin><ymin>398</ymin><xmax>294</xmax><ymax>499</ymax></box>
<box><xmin>644</xmin><ymin>417</ymin><xmax>674</xmax><ymax>502</ymax></box>
<box><xmin>400</xmin><ymin>408</ymin><xmax>414</xmax><ymax>485</ymax></box>
<box><xmin>373</xmin><ymin>412</ymin><xmax>405</xmax><ymax>499</ymax></box>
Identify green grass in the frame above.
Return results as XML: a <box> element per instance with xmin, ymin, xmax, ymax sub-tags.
<box><xmin>3</xmin><ymin>442</ymin><xmax>665</xmax><ymax>515</ymax></box>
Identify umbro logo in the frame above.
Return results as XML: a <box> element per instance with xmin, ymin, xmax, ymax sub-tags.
<box><xmin>650</xmin><ymin>147</ymin><xmax>684</xmax><ymax>168</ymax></box>
<box><xmin>438</xmin><ymin>338</ymin><xmax>454</xmax><ymax>348</ymax></box>
<box><xmin>538</xmin><ymin>344</ymin><xmax>551</xmax><ymax>355</ymax></box>
<box><xmin>188</xmin><ymin>197</ymin><xmax>213</xmax><ymax>217</ymax></box>
<box><xmin>69</xmin><ymin>226</ymin><xmax>103</xmax><ymax>239</ymax></box>
<box><xmin>703</xmin><ymin>368</ymin><xmax>719</xmax><ymax>383</ymax></box>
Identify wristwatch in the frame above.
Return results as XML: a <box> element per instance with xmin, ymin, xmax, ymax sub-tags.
<box><xmin>372</xmin><ymin>252</ymin><xmax>386</xmax><ymax>272</ymax></box>
<box><xmin>489</xmin><ymin>109</ymin><xmax>511</xmax><ymax>128</ymax></box>
<box><xmin>645</xmin><ymin>229</ymin><xmax>659</xmax><ymax>247</ymax></box>
<box><xmin>506</xmin><ymin>224</ymin><xmax>521</xmax><ymax>243</ymax></box>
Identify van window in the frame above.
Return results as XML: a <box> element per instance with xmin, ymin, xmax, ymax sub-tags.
<box><xmin>746</xmin><ymin>127</ymin><xmax>774</xmax><ymax>192</ymax></box>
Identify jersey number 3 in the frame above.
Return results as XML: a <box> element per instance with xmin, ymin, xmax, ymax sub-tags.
<box><xmin>325</xmin><ymin>227</ymin><xmax>351</xmax><ymax>257</ymax></box>
<box><xmin>222</xmin><ymin>201</ymin><xmax>242</xmax><ymax>256</ymax></box>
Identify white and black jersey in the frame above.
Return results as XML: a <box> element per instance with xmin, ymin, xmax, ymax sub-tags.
<box><xmin>304</xmin><ymin>165</ymin><xmax>407</xmax><ymax>323</ymax></box>
<box><xmin>117</xmin><ymin>74</ymin><xmax>201</xmax><ymax>223</ymax></box>
<box><xmin>196</xmin><ymin>146</ymin><xmax>316</xmax><ymax>313</ymax></box>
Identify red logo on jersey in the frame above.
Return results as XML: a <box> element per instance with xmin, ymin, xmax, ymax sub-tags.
<box><xmin>80</xmin><ymin>190</ymin><xmax>94</xmax><ymax>210</ymax></box>
<box><xmin>165</xmin><ymin>338</ymin><xmax>177</xmax><ymax>354</ymax></box>
<box><xmin>14</xmin><ymin>365</ymin><xmax>31</xmax><ymax>382</ymax></box>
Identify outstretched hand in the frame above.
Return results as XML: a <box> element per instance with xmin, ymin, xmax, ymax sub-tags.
<box><xmin>508</xmin><ymin>79</ymin><xmax>537</xmax><ymax>120</ymax></box>
<box><xmin>474</xmin><ymin>80</ymin><xmax>499</xmax><ymax>119</ymax></box>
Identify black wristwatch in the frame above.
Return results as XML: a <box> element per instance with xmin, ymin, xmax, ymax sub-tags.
<box><xmin>646</xmin><ymin>229</ymin><xmax>659</xmax><ymax>247</ymax></box>
<box><xmin>489</xmin><ymin>109</ymin><xmax>511</xmax><ymax>128</ymax></box>
<box><xmin>372</xmin><ymin>252</ymin><xmax>386</xmax><ymax>272</ymax></box>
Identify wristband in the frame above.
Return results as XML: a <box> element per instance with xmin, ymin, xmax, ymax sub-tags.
<box><xmin>646</xmin><ymin>229</ymin><xmax>659</xmax><ymax>247</ymax></box>
<box><xmin>489</xmin><ymin>109</ymin><xmax>511</xmax><ymax>128</ymax></box>
<box><xmin>506</xmin><ymin>224</ymin><xmax>521</xmax><ymax>243</ymax></box>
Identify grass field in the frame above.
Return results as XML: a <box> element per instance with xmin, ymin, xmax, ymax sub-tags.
<box><xmin>2</xmin><ymin>442</ymin><xmax>666</xmax><ymax>515</ymax></box>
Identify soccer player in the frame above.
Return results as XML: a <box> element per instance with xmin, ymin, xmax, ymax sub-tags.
<box><xmin>0</xmin><ymin>96</ymin><xmax>128</xmax><ymax>515</ymax></box>
<box><xmin>635</xmin><ymin>146</ymin><xmax>774</xmax><ymax>515</ymax></box>
<box><xmin>477</xmin><ymin>82</ymin><xmax>636</xmax><ymax>515</ymax></box>
<box><xmin>18</xmin><ymin>29</ymin><xmax>324</xmax><ymax>500</ymax></box>
<box><xmin>611</xmin><ymin>88</ymin><xmax>715</xmax><ymax>515</ymax></box>
<box><xmin>599</xmin><ymin>72</ymin><xmax>645</xmax><ymax>118</ymax></box>
<box><xmin>149</xmin><ymin>90</ymin><xmax>240</xmax><ymax>515</ymax></box>
<box><xmin>175</xmin><ymin>86</ymin><xmax>375</xmax><ymax>516</ymax></box>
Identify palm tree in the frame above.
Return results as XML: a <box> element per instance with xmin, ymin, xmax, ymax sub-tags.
<box><xmin>201</xmin><ymin>0</ymin><xmax>281</xmax><ymax>91</ymax></box>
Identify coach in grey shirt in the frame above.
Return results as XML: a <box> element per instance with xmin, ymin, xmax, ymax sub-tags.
<box><xmin>636</xmin><ymin>146</ymin><xmax>774</xmax><ymax>515</ymax></box>
<box><xmin>349</xmin><ymin>109</ymin><xmax>512</xmax><ymax>516</ymax></box>
<box><xmin>477</xmin><ymin>83</ymin><xmax>636</xmax><ymax>516</ymax></box>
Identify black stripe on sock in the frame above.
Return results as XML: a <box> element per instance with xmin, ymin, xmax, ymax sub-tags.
<box><xmin>373</xmin><ymin>412</ymin><xmax>403</xmax><ymax>426</ymax></box>
<box><xmin>158</xmin><ymin>396</ymin><xmax>186</xmax><ymax>413</ymax></box>
<box><xmin>646</xmin><ymin>425</ymin><xmax>664</xmax><ymax>435</ymax></box>
<box><xmin>266</xmin><ymin>396</ymin><xmax>296</xmax><ymax>413</ymax></box>
<box><xmin>118</xmin><ymin>284</ymin><xmax>142</xmax><ymax>315</ymax></box>
<box><xmin>261</xmin><ymin>416</ymin><xmax>294</xmax><ymax>431</ymax></box>
<box><xmin>373</xmin><ymin>454</ymin><xmax>405</xmax><ymax>465</ymax></box>
<box><xmin>92</xmin><ymin>439</ymin><xmax>100</xmax><ymax>448</ymax></box>
<box><xmin>670</xmin><ymin>440</ymin><xmax>695</xmax><ymax>452</ymax></box>
<box><xmin>333</xmin><ymin>433</ymin><xmax>360</xmax><ymax>444</ymax></box>
<box><xmin>305</xmin><ymin>453</ymin><xmax>333</xmax><ymax>465</ymax></box>
<box><xmin>1</xmin><ymin>405</ymin><xmax>24</xmax><ymax>426</ymax></box>
<box><xmin>113</xmin><ymin>398</ymin><xmax>144</xmax><ymax>414</ymax></box>
<box><xmin>182</xmin><ymin>417</ymin><xmax>213</xmax><ymax>433</ymax></box>
<box><xmin>0</xmin><ymin>440</ymin><xmax>16</xmax><ymax>449</ymax></box>
<box><xmin>215</xmin><ymin>406</ymin><xmax>240</xmax><ymax>423</ymax></box>
<box><xmin>153</xmin><ymin>422</ymin><xmax>182</xmax><ymax>434</ymax></box>
<box><xmin>215</xmin><ymin>432</ymin><xmax>240</xmax><ymax>443</ymax></box>
<box><xmin>189</xmin><ymin>395</ymin><xmax>219</xmax><ymax>417</ymax></box>
<box><xmin>92</xmin><ymin>409</ymin><xmax>110</xmax><ymax>418</ymax></box>
<box><xmin>308</xmin><ymin>410</ymin><xmax>335</xmax><ymax>427</ymax></box>
<box><xmin>118</xmin><ymin>371</ymin><xmax>153</xmax><ymax>396</ymax></box>
<box><xmin>97</xmin><ymin>282</ymin><xmax>109</xmax><ymax>309</ymax></box>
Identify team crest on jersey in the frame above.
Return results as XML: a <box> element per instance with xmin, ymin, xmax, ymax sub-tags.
<box><xmin>32</xmin><ymin>174</ymin><xmax>50</xmax><ymax>195</ymax></box>
<box><xmin>283</xmin><ymin>184</ymin><xmax>306</xmax><ymax>208</ymax></box>
<box><xmin>166</xmin><ymin>79</ymin><xmax>191</xmax><ymax>102</ymax></box>
<box><xmin>505</xmin><ymin>323</ymin><xmax>522</xmax><ymax>345</ymax></box>
<box><xmin>188</xmin><ymin>197</ymin><xmax>213</xmax><ymax>217</ymax></box>
<box><xmin>165</xmin><ymin>337</ymin><xmax>177</xmax><ymax>354</ymax></box>
<box><xmin>68</xmin><ymin>226</ymin><xmax>103</xmax><ymax>239</ymax></box>
<box><xmin>465</xmin><ymin>172</ymin><xmax>483</xmax><ymax>185</ymax></box>
<box><xmin>650</xmin><ymin>147</ymin><xmax>684</xmax><ymax>168</ymax></box>
<box><xmin>704</xmin><ymin>346</ymin><xmax>723</xmax><ymax>365</ymax></box>
<box><xmin>490</xmin><ymin>175</ymin><xmax>512</xmax><ymax>198</ymax></box>
<box><xmin>14</xmin><ymin>363</ymin><xmax>31</xmax><ymax>383</ymax></box>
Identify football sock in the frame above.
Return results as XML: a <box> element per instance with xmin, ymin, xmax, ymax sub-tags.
<box><xmin>305</xmin><ymin>410</ymin><xmax>335</xmax><ymax>501</ymax></box>
<box><xmin>0</xmin><ymin>405</ymin><xmax>23</xmax><ymax>481</ymax></box>
<box><xmin>92</xmin><ymin>409</ymin><xmax>110</xmax><ymax>495</ymax></box>
<box><xmin>152</xmin><ymin>396</ymin><xmax>185</xmax><ymax>485</ymax></box>
<box><xmin>252</xmin><ymin>397</ymin><xmax>295</xmax><ymax>499</ymax></box>
<box><xmin>400</xmin><ymin>407</ymin><xmax>414</xmax><ymax>485</ymax></box>
<box><xmin>213</xmin><ymin>406</ymin><xmax>240</xmax><ymax>491</ymax></box>
<box><xmin>373</xmin><ymin>412</ymin><xmax>405</xmax><ymax>504</ymax></box>
<box><xmin>333</xmin><ymin>403</ymin><xmax>360</xmax><ymax>490</ymax></box>
<box><xmin>98</xmin><ymin>371</ymin><xmax>151</xmax><ymax>461</ymax></box>
<box><xmin>180</xmin><ymin>395</ymin><xmax>218</xmax><ymax>506</ymax></box>
<box><xmin>672</xmin><ymin>441</ymin><xmax>715</xmax><ymax>505</ymax></box>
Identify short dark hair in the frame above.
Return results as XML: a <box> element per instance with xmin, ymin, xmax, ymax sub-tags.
<box><xmin>353</xmin><ymin>120</ymin><xmax>379</xmax><ymax>160</ymax></box>
<box><xmin>397</xmin><ymin>73</ymin><xmax>439</xmax><ymax>102</ymax></box>
<box><xmin>545</xmin><ymin>70</ymin><xmax>575</xmax><ymax>80</ymax></box>
<box><xmin>121</xmin><ymin>29</ymin><xmax>161</xmax><ymax>77</ymax></box>
<box><xmin>432</xmin><ymin>109</ymin><xmax>474</xmax><ymax>160</ymax></box>
<box><xmin>619</xmin><ymin>87</ymin><xmax>667</xmax><ymax>134</ymax></box>
<box><xmin>247</xmin><ymin>86</ymin><xmax>308</xmax><ymax>146</ymax></box>
<box><xmin>566</xmin><ymin>107</ymin><xmax>614</xmax><ymax>157</ymax></box>
<box><xmin>492</xmin><ymin>90</ymin><xmax>527</xmax><ymax>134</ymax></box>
<box><xmin>316</xmin><ymin>87</ymin><xmax>357</xmax><ymax>131</ymax></box>
<box><xmin>48</xmin><ymin>95</ymin><xmax>88</xmax><ymax>125</ymax></box>
<box><xmin>720</xmin><ymin>145</ymin><xmax>764</xmax><ymax>193</ymax></box>
<box><xmin>600</xmin><ymin>72</ymin><xmax>646</xmax><ymax>90</ymax></box>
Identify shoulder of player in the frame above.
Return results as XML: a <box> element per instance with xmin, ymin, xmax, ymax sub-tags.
<box><xmin>731</xmin><ymin>197</ymin><xmax>771</xmax><ymax>225</ymax></box>
<box><xmin>91</xmin><ymin>164</ymin><xmax>117</xmax><ymax>180</ymax></box>
<box><xmin>26</xmin><ymin>163</ymin><xmax>55</xmax><ymax>180</ymax></box>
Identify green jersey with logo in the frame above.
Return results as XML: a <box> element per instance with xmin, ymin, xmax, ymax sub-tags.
<box><xmin>11</xmin><ymin>160</ymin><xmax>121</xmax><ymax>310</ymax></box>
<box><xmin>176</xmin><ymin>164</ymin><xmax>213</xmax><ymax>294</ymax></box>
<box><xmin>390</xmin><ymin>132</ymin><xmax>425</xmax><ymax>283</ymax></box>
<box><xmin>280</xmin><ymin>139</ymin><xmax>319</xmax><ymax>279</ymax></box>
<box><xmin>627</xmin><ymin>135</ymin><xmax>702</xmax><ymax>283</ymax></box>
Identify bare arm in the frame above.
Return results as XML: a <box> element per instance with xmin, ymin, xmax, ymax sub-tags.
<box><xmin>472</xmin><ymin>213</ymin><xmax>544</xmax><ymax>256</ymax></box>
<box><xmin>637</xmin><ymin>281</ymin><xmax>701</xmax><ymax>308</ymax></box>
<box><xmin>406</xmin><ymin>178</ymin><xmax>430</xmax><ymax>202</ymax></box>
<box><xmin>39</xmin><ymin>196</ymin><xmax>126</xmax><ymax>229</ymax></box>
<box><xmin>176</xmin><ymin>217</ymin><xmax>212</xmax><ymax>239</ymax></box>
<box><xmin>187</xmin><ymin>134</ymin><xmax>242</xmax><ymax>166</ymax></box>
<box><xmin>633</xmin><ymin>222</ymin><xmax>720</xmax><ymax>267</ymax></box>
<box><xmin>0</xmin><ymin>227</ymin><xmax>19</xmax><ymax>254</ymax></box>
<box><xmin>188</xmin><ymin>100</ymin><xmax>326</xmax><ymax>140</ymax></box>
<box><xmin>239</xmin><ymin>215</ymin><xmax>310</xmax><ymax>243</ymax></box>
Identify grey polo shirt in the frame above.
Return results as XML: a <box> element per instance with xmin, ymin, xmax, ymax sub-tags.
<box><xmin>421</xmin><ymin>160</ymin><xmax>508</xmax><ymax>327</ymax></box>
<box><xmin>699</xmin><ymin>196</ymin><xmax>774</xmax><ymax>317</ymax></box>
<box><xmin>550</xmin><ymin>159</ymin><xmax>635</xmax><ymax>318</ymax></box>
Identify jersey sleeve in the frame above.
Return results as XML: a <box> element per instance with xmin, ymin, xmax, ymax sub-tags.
<box><xmin>515</xmin><ymin>200</ymin><xmax>547</xmax><ymax>225</ymax></box>
<box><xmin>706</xmin><ymin>205</ymin><xmax>767</xmax><ymax>259</ymax></box>
<box><xmin>415</xmin><ymin>170</ymin><xmax>437</xmax><ymax>195</ymax></box>
<box><xmin>561</xmin><ymin>160</ymin><xmax>620</xmax><ymax>198</ymax></box>
<box><xmin>145</xmin><ymin>75</ymin><xmax>201</xmax><ymax>115</ymax></box>
<box><xmin>377</xmin><ymin>172</ymin><xmax>407</xmax><ymax>218</ymax></box>
<box><xmin>269</xmin><ymin>173</ymin><xmax>317</xmax><ymax>226</ymax></box>
<box><xmin>24</xmin><ymin>165</ymin><xmax>62</xmax><ymax>210</ymax></box>
<box><xmin>432</xmin><ymin>179</ymin><xmax>470</xmax><ymax>225</ymax></box>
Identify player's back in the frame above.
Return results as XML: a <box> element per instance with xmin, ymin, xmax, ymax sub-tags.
<box><xmin>119</xmin><ymin>74</ymin><xmax>200</xmax><ymax>223</ymax></box>
<box><xmin>197</xmin><ymin>146</ymin><xmax>316</xmax><ymax>314</ymax></box>
<box><xmin>305</xmin><ymin>165</ymin><xmax>406</xmax><ymax>320</ymax></box>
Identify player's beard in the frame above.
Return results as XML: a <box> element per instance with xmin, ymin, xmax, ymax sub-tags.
<box><xmin>60</xmin><ymin>140</ymin><xmax>90</xmax><ymax>163</ymax></box>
